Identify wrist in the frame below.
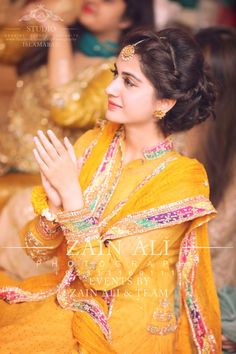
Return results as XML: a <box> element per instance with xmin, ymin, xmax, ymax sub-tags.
<box><xmin>61</xmin><ymin>185</ymin><xmax>84</xmax><ymax>212</ymax></box>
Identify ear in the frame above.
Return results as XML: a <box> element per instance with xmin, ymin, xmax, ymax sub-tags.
<box><xmin>156</xmin><ymin>98</ymin><xmax>176</xmax><ymax>113</ymax></box>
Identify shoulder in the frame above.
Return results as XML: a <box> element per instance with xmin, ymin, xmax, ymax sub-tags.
<box><xmin>164</xmin><ymin>154</ymin><xmax>210</xmax><ymax>199</ymax></box>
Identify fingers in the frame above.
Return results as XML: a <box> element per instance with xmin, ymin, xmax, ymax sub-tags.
<box><xmin>34</xmin><ymin>136</ymin><xmax>52</xmax><ymax>166</ymax></box>
<box><xmin>77</xmin><ymin>157</ymin><xmax>84</xmax><ymax>173</ymax></box>
<box><xmin>47</xmin><ymin>130</ymin><xmax>66</xmax><ymax>156</ymax></box>
<box><xmin>40</xmin><ymin>171</ymin><xmax>50</xmax><ymax>189</ymax></box>
<box><xmin>64</xmin><ymin>137</ymin><xmax>76</xmax><ymax>163</ymax></box>
<box><xmin>37</xmin><ymin>130</ymin><xmax>59</xmax><ymax>160</ymax></box>
<box><xmin>33</xmin><ymin>148</ymin><xmax>49</xmax><ymax>176</ymax></box>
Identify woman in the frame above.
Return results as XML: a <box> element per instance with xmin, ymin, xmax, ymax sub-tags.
<box><xmin>0</xmin><ymin>0</ymin><xmax>154</xmax><ymax>279</ymax></box>
<box><xmin>0</xmin><ymin>28</ymin><xmax>221</xmax><ymax>353</ymax></box>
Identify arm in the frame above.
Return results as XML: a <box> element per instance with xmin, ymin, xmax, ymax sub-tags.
<box><xmin>19</xmin><ymin>215</ymin><xmax>64</xmax><ymax>263</ymax></box>
<box><xmin>47</xmin><ymin>24</ymin><xmax>75</xmax><ymax>89</ymax></box>
<box><xmin>50</xmin><ymin>62</ymin><xmax>113</xmax><ymax>129</ymax></box>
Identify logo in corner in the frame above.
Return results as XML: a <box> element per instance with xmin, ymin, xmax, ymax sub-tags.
<box><xmin>19</xmin><ymin>4</ymin><xmax>63</xmax><ymax>23</ymax></box>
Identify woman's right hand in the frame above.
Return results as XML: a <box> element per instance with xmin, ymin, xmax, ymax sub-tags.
<box><xmin>40</xmin><ymin>172</ymin><xmax>62</xmax><ymax>213</ymax></box>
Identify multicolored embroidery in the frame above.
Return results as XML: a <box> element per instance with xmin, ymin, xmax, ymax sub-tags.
<box><xmin>101</xmin><ymin>195</ymin><xmax>215</xmax><ymax>241</ymax></box>
<box><xmin>101</xmin><ymin>289</ymin><xmax>114</xmax><ymax>319</ymax></box>
<box><xmin>24</xmin><ymin>231</ymin><xmax>54</xmax><ymax>263</ymax></box>
<box><xmin>0</xmin><ymin>285</ymin><xmax>57</xmax><ymax>304</ymax></box>
<box><xmin>143</xmin><ymin>138</ymin><xmax>173</xmax><ymax>160</ymax></box>
<box><xmin>57</xmin><ymin>268</ymin><xmax>112</xmax><ymax>342</ymax></box>
<box><xmin>177</xmin><ymin>231</ymin><xmax>217</xmax><ymax>353</ymax></box>
<box><xmin>84</xmin><ymin>127</ymin><xmax>123</xmax><ymax>212</ymax></box>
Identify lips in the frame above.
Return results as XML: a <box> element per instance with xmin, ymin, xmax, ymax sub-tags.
<box><xmin>108</xmin><ymin>99</ymin><xmax>122</xmax><ymax>109</ymax></box>
<box><xmin>82</xmin><ymin>3</ymin><xmax>95</xmax><ymax>14</ymax></box>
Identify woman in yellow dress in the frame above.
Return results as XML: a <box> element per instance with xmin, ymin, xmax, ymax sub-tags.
<box><xmin>0</xmin><ymin>27</ymin><xmax>221</xmax><ymax>353</ymax></box>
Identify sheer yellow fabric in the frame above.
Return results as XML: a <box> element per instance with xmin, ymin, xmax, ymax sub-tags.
<box><xmin>50</xmin><ymin>64</ymin><xmax>114</xmax><ymax>129</ymax></box>
<box><xmin>0</xmin><ymin>122</ymin><xmax>221</xmax><ymax>353</ymax></box>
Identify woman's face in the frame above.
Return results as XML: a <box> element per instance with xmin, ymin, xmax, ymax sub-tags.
<box><xmin>105</xmin><ymin>54</ymin><xmax>161</xmax><ymax>126</ymax></box>
<box><xmin>78</xmin><ymin>0</ymin><xmax>130</xmax><ymax>35</ymax></box>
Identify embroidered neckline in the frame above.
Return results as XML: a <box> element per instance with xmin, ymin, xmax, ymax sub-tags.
<box><xmin>120</xmin><ymin>124</ymin><xmax>173</xmax><ymax>161</ymax></box>
<box><xmin>143</xmin><ymin>137</ymin><xmax>173</xmax><ymax>160</ymax></box>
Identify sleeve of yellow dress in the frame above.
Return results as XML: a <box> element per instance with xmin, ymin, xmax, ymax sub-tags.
<box><xmin>50</xmin><ymin>65</ymin><xmax>113</xmax><ymax>129</ymax></box>
<box><xmin>57</xmin><ymin>207</ymin><xmax>189</xmax><ymax>291</ymax></box>
<box><xmin>19</xmin><ymin>215</ymin><xmax>64</xmax><ymax>264</ymax></box>
<box><xmin>18</xmin><ymin>127</ymin><xmax>101</xmax><ymax>264</ymax></box>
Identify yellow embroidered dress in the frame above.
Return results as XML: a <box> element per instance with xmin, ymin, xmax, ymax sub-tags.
<box><xmin>0</xmin><ymin>122</ymin><xmax>221</xmax><ymax>353</ymax></box>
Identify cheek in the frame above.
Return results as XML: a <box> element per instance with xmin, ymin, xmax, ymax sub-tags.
<box><xmin>120</xmin><ymin>94</ymin><xmax>150</xmax><ymax>121</ymax></box>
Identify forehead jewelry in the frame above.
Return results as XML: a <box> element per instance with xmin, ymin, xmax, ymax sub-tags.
<box><xmin>120</xmin><ymin>39</ymin><xmax>147</xmax><ymax>61</ymax></box>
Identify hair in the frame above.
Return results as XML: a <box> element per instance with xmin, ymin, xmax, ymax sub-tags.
<box><xmin>121</xmin><ymin>27</ymin><xmax>216</xmax><ymax>135</ymax></box>
<box><xmin>17</xmin><ymin>0</ymin><xmax>155</xmax><ymax>75</ymax></box>
<box><xmin>122</xmin><ymin>0</ymin><xmax>155</xmax><ymax>40</ymax></box>
<box><xmin>194</xmin><ymin>27</ymin><xmax>236</xmax><ymax>206</ymax></box>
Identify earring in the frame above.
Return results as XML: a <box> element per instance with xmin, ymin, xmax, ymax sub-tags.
<box><xmin>153</xmin><ymin>110</ymin><xmax>166</xmax><ymax>120</ymax></box>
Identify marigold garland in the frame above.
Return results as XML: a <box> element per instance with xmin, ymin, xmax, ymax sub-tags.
<box><xmin>31</xmin><ymin>185</ymin><xmax>48</xmax><ymax>215</ymax></box>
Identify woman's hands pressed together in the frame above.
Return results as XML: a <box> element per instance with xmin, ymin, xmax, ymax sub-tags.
<box><xmin>33</xmin><ymin>130</ymin><xmax>84</xmax><ymax>212</ymax></box>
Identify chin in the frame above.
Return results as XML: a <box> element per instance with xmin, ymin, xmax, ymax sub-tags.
<box><xmin>105</xmin><ymin>112</ymin><xmax>125</xmax><ymax>124</ymax></box>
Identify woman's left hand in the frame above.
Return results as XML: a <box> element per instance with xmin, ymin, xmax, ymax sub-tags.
<box><xmin>33</xmin><ymin>130</ymin><xmax>84</xmax><ymax>211</ymax></box>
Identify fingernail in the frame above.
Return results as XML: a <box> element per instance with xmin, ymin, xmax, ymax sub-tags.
<box><xmin>47</xmin><ymin>130</ymin><xmax>53</xmax><ymax>134</ymax></box>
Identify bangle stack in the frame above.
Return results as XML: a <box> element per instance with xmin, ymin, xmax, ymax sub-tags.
<box><xmin>36</xmin><ymin>216</ymin><xmax>61</xmax><ymax>241</ymax></box>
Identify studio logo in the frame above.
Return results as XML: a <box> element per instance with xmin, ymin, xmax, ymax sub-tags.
<box><xmin>19</xmin><ymin>4</ymin><xmax>63</xmax><ymax>23</ymax></box>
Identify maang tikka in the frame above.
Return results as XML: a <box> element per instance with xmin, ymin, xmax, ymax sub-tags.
<box><xmin>120</xmin><ymin>39</ymin><xmax>147</xmax><ymax>61</ymax></box>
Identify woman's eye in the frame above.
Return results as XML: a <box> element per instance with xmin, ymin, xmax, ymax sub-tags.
<box><xmin>124</xmin><ymin>77</ymin><xmax>135</xmax><ymax>87</ymax></box>
<box><xmin>110</xmin><ymin>68</ymin><xmax>118</xmax><ymax>77</ymax></box>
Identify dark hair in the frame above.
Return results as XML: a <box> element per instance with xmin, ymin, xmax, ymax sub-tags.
<box><xmin>122</xmin><ymin>0</ymin><xmax>155</xmax><ymax>40</ymax></box>
<box><xmin>17</xmin><ymin>0</ymin><xmax>155</xmax><ymax>75</ymax></box>
<box><xmin>121</xmin><ymin>27</ymin><xmax>216</xmax><ymax>135</ymax></box>
<box><xmin>194</xmin><ymin>27</ymin><xmax>236</xmax><ymax>206</ymax></box>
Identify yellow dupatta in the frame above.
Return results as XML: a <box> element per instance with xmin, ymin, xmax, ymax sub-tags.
<box><xmin>76</xmin><ymin>121</ymin><xmax>221</xmax><ymax>353</ymax></box>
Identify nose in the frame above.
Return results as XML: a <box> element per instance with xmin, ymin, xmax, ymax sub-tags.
<box><xmin>105</xmin><ymin>78</ymin><xmax>120</xmax><ymax>97</ymax></box>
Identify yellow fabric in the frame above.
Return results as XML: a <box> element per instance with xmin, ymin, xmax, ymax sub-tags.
<box><xmin>0</xmin><ymin>59</ymin><xmax>113</xmax><ymax>175</ymax></box>
<box><xmin>0</xmin><ymin>122</ymin><xmax>221</xmax><ymax>353</ymax></box>
<box><xmin>50</xmin><ymin>65</ymin><xmax>114</xmax><ymax>129</ymax></box>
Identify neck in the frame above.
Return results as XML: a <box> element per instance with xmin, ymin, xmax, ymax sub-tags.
<box><xmin>123</xmin><ymin>122</ymin><xmax>166</xmax><ymax>163</ymax></box>
<box><xmin>93</xmin><ymin>29</ymin><xmax>121</xmax><ymax>43</ymax></box>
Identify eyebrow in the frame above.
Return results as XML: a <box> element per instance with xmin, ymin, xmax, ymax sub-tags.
<box><xmin>114</xmin><ymin>63</ymin><xmax>143</xmax><ymax>83</ymax></box>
